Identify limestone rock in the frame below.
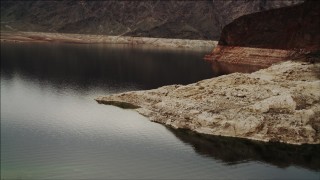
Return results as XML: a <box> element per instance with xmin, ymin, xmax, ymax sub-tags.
<box><xmin>96</xmin><ymin>61</ymin><xmax>320</xmax><ymax>145</ymax></box>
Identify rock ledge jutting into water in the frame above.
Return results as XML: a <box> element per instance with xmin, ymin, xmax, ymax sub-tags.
<box><xmin>96</xmin><ymin>61</ymin><xmax>320</xmax><ymax>145</ymax></box>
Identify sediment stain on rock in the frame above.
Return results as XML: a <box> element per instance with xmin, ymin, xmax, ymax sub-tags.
<box><xmin>204</xmin><ymin>0</ymin><xmax>320</xmax><ymax>66</ymax></box>
<box><xmin>0</xmin><ymin>31</ymin><xmax>217</xmax><ymax>49</ymax></box>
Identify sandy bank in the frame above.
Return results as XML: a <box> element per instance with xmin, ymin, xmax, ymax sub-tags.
<box><xmin>96</xmin><ymin>61</ymin><xmax>320</xmax><ymax>145</ymax></box>
<box><xmin>0</xmin><ymin>31</ymin><xmax>217</xmax><ymax>49</ymax></box>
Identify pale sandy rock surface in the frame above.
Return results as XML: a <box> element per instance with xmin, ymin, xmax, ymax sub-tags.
<box><xmin>96</xmin><ymin>61</ymin><xmax>320</xmax><ymax>145</ymax></box>
<box><xmin>0</xmin><ymin>31</ymin><xmax>217</xmax><ymax>49</ymax></box>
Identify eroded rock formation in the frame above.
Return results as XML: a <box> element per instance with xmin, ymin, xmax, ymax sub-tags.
<box><xmin>219</xmin><ymin>0</ymin><xmax>320</xmax><ymax>49</ymax></box>
<box><xmin>205</xmin><ymin>0</ymin><xmax>320</xmax><ymax>66</ymax></box>
<box><xmin>96</xmin><ymin>61</ymin><xmax>320</xmax><ymax>145</ymax></box>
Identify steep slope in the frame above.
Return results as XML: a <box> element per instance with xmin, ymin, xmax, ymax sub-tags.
<box><xmin>1</xmin><ymin>0</ymin><xmax>303</xmax><ymax>40</ymax></box>
<box><xmin>205</xmin><ymin>0</ymin><xmax>320</xmax><ymax>66</ymax></box>
<box><xmin>219</xmin><ymin>0</ymin><xmax>320</xmax><ymax>49</ymax></box>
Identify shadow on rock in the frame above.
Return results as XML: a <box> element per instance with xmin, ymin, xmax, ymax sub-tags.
<box><xmin>168</xmin><ymin>128</ymin><xmax>320</xmax><ymax>171</ymax></box>
<box><xmin>210</xmin><ymin>61</ymin><xmax>264</xmax><ymax>75</ymax></box>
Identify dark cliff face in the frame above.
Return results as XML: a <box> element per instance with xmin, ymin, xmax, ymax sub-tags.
<box><xmin>0</xmin><ymin>0</ymin><xmax>303</xmax><ymax>40</ymax></box>
<box><xmin>218</xmin><ymin>0</ymin><xmax>320</xmax><ymax>49</ymax></box>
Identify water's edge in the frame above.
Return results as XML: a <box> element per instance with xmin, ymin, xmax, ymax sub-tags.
<box><xmin>0</xmin><ymin>31</ymin><xmax>218</xmax><ymax>50</ymax></box>
<box><xmin>96</xmin><ymin>61</ymin><xmax>320</xmax><ymax>145</ymax></box>
<box><xmin>2</xmin><ymin>43</ymin><xmax>319</xmax><ymax>179</ymax></box>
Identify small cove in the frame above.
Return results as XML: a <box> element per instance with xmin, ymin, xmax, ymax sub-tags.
<box><xmin>1</xmin><ymin>43</ymin><xmax>319</xmax><ymax>179</ymax></box>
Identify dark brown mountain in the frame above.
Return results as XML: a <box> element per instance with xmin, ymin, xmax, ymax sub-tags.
<box><xmin>205</xmin><ymin>0</ymin><xmax>320</xmax><ymax>66</ymax></box>
<box><xmin>0</xmin><ymin>0</ymin><xmax>303</xmax><ymax>40</ymax></box>
<box><xmin>218</xmin><ymin>0</ymin><xmax>320</xmax><ymax>49</ymax></box>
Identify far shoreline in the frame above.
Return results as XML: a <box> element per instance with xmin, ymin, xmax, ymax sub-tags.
<box><xmin>0</xmin><ymin>31</ymin><xmax>218</xmax><ymax>50</ymax></box>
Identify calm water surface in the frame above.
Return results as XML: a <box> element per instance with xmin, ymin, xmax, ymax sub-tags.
<box><xmin>1</xmin><ymin>43</ymin><xmax>319</xmax><ymax>179</ymax></box>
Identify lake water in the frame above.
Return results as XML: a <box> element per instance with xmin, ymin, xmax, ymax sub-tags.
<box><xmin>1</xmin><ymin>43</ymin><xmax>319</xmax><ymax>179</ymax></box>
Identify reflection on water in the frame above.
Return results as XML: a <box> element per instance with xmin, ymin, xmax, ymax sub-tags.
<box><xmin>210</xmin><ymin>61</ymin><xmax>264</xmax><ymax>76</ymax></box>
<box><xmin>169</xmin><ymin>128</ymin><xmax>320</xmax><ymax>171</ymax></box>
<box><xmin>1</xmin><ymin>43</ymin><xmax>319</xmax><ymax>179</ymax></box>
<box><xmin>1</xmin><ymin>43</ymin><xmax>214</xmax><ymax>90</ymax></box>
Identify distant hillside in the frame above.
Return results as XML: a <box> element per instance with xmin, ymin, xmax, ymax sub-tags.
<box><xmin>0</xmin><ymin>0</ymin><xmax>303</xmax><ymax>40</ymax></box>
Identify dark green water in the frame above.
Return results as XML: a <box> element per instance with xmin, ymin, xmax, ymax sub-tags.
<box><xmin>1</xmin><ymin>43</ymin><xmax>319</xmax><ymax>179</ymax></box>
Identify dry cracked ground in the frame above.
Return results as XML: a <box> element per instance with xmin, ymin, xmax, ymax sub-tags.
<box><xmin>96</xmin><ymin>61</ymin><xmax>320</xmax><ymax>145</ymax></box>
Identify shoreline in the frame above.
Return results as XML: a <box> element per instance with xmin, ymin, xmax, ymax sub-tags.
<box><xmin>0</xmin><ymin>31</ymin><xmax>218</xmax><ymax>50</ymax></box>
<box><xmin>96</xmin><ymin>60</ymin><xmax>320</xmax><ymax>145</ymax></box>
<box><xmin>204</xmin><ymin>45</ymin><xmax>306</xmax><ymax>67</ymax></box>
<box><xmin>2</xmin><ymin>31</ymin><xmax>318</xmax><ymax>145</ymax></box>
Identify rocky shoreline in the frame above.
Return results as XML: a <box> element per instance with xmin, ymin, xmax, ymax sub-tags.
<box><xmin>96</xmin><ymin>61</ymin><xmax>320</xmax><ymax>145</ymax></box>
<box><xmin>0</xmin><ymin>31</ymin><xmax>217</xmax><ymax>49</ymax></box>
<box><xmin>204</xmin><ymin>45</ymin><xmax>296</xmax><ymax>67</ymax></box>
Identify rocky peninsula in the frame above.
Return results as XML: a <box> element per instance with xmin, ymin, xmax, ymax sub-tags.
<box><xmin>96</xmin><ymin>61</ymin><xmax>320</xmax><ymax>145</ymax></box>
<box><xmin>96</xmin><ymin>1</ymin><xmax>320</xmax><ymax>145</ymax></box>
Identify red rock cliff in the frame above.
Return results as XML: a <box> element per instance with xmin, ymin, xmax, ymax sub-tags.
<box><xmin>206</xmin><ymin>0</ymin><xmax>320</xmax><ymax>67</ymax></box>
<box><xmin>219</xmin><ymin>0</ymin><xmax>320</xmax><ymax>50</ymax></box>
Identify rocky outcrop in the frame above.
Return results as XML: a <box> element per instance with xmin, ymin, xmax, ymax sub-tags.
<box><xmin>96</xmin><ymin>61</ymin><xmax>320</xmax><ymax>145</ymax></box>
<box><xmin>1</xmin><ymin>0</ymin><xmax>303</xmax><ymax>40</ymax></box>
<box><xmin>218</xmin><ymin>0</ymin><xmax>320</xmax><ymax>50</ymax></box>
<box><xmin>205</xmin><ymin>0</ymin><xmax>319</xmax><ymax>66</ymax></box>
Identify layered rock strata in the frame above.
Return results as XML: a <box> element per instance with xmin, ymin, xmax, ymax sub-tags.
<box><xmin>204</xmin><ymin>46</ymin><xmax>296</xmax><ymax>67</ymax></box>
<box><xmin>205</xmin><ymin>0</ymin><xmax>320</xmax><ymax>66</ymax></box>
